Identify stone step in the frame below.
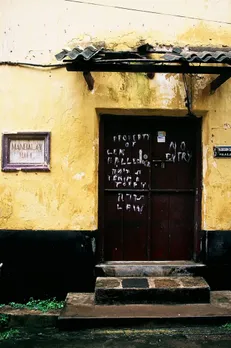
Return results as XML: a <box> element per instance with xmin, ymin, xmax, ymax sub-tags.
<box><xmin>58</xmin><ymin>291</ymin><xmax>231</xmax><ymax>330</ymax></box>
<box><xmin>95</xmin><ymin>261</ymin><xmax>206</xmax><ymax>278</ymax></box>
<box><xmin>95</xmin><ymin>276</ymin><xmax>210</xmax><ymax>305</ymax></box>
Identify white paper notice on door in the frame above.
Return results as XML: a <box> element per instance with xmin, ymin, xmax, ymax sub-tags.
<box><xmin>157</xmin><ymin>131</ymin><xmax>166</xmax><ymax>143</ymax></box>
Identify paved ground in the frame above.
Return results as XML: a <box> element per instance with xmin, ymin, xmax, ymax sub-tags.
<box><xmin>1</xmin><ymin>327</ymin><xmax>231</xmax><ymax>348</ymax></box>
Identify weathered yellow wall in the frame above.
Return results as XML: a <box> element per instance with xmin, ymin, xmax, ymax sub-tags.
<box><xmin>1</xmin><ymin>0</ymin><xmax>231</xmax><ymax>230</ymax></box>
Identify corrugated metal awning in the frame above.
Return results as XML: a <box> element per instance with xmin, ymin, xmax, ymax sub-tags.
<box><xmin>163</xmin><ymin>51</ymin><xmax>231</xmax><ymax>64</ymax></box>
<box><xmin>55</xmin><ymin>45</ymin><xmax>103</xmax><ymax>61</ymax></box>
<box><xmin>55</xmin><ymin>43</ymin><xmax>231</xmax><ymax>94</ymax></box>
<box><xmin>56</xmin><ymin>44</ymin><xmax>231</xmax><ymax>64</ymax></box>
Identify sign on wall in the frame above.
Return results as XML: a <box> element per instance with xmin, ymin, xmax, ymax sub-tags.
<box><xmin>214</xmin><ymin>146</ymin><xmax>231</xmax><ymax>158</ymax></box>
<box><xmin>2</xmin><ymin>132</ymin><xmax>50</xmax><ymax>171</ymax></box>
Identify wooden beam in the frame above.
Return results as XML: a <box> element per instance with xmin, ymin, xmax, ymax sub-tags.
<box><xmin>83</xmin><ymin>71</ymin><xmax>94</xmax><ymax>91</ymax></box>
<box><xmin>147</xmin><ymin>72</ymin><xmax>155</xmax><ymax>79</ymax></box>
<box><xmin>210</xmin><ymin>74</ymin><xmax>231</xmax><ymax>94</ymax></box>
<box><xmin>67</xmin><ymin>63</ymin><xmax>231</xmax><ymax>75</ymax></box>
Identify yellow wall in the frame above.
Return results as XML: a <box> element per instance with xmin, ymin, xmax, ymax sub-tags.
<box><xmin>1</xmin><ymin>0</ymin><xmax>231</xmax><ymax>230</ymax></box>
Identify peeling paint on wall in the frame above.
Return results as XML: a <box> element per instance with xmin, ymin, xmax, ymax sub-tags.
<box><xmin>73</xmin><ymin>172</ymin><xmax>85</xmax><ymax>180</ymax></box>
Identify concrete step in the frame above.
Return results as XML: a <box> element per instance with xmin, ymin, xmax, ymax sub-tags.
<box><xmin>95</xmin><ymin>276</ymin><xmax>210</xmax><ymax>305</ymax></box>
<box><xmin>58</xmin><ymin>291</ymin><xmax>231</xmax><ymax>330</ymax></box>
<box><xmin>95</xmin><ymin>261</ymin><xmax>206</xmax><ymax>278</ymax></box>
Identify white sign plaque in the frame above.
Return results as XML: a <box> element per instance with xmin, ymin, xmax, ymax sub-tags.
<box><xmin>2</xmin><ymin>132</ymin><xmax>50</xmax><ymax>171</ymax></box>
<box><xmin>9</xmin><ymin>140</ymin><xmax>45</xmax><ymax>164</ymax></box>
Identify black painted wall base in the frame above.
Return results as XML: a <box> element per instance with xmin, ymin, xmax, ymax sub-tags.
<box><xmin>0</xmin><ymin>229</ymin><xmax>230</xmax><ymax>302</ymax></box>
<box><xmin>0</xmin><ymin>230</ymin><xmax>97</xmax><ymax>302</ymax></box>
<box><xmin>201</xmin><ymin>230</ymin><xmax>231</xmax><ymax>291</ymax></box>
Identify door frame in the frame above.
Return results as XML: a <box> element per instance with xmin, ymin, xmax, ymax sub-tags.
<box><xmin>98</xmin><ymin>114</ymin><xmax>202</xmax><ymax>262</ymax></box>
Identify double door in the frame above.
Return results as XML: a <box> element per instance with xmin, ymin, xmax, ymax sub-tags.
<box><xmin>99</xmin><ymin>116</ymin><xmax>201</xmax><ymax>261</ymax></box>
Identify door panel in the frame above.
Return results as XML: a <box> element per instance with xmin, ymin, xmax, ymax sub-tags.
<box><xmin>151</xmin><ymin>194</ymin><xmax>169</xmax><ymax>260</ymax></box>
<box><xmin>100</xmin><ymin>116</ymin><xmax>200</xmax><ymax>261</ymax></box>
<box><xmin>123</xmin><ymin>193</ymin><xmax>149</xmax><ymax>260</ymax></box>
<box><xmin>104</xmin><ymin>193</ymin><xmax>123</xmax><ymax>261</ymax></box>
<box><xmin>168</xmin><ymin>194</ymin><xmax>194</xmax><ymax>260</ymax></box>
<box><xmin>104</xmin><ymin>192</ymin><xmax>149</xmax><ymax>261</ymax></box>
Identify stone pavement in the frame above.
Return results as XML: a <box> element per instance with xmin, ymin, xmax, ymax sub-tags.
<box><xmin>2</xmin><ymin>327</ymin><xmax>231</xmax><ymax>348</ymax></box>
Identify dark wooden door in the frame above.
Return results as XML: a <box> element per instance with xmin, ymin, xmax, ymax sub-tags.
<box><xmin>99</xmin><ymin>116</ymin><xmax>201</xmax><ymax>261</ymax></box>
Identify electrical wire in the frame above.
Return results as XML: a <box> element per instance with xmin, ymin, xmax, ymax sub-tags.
<box><xmin>65</xmin><ymin>0</ymin><xmax>231</xmax><ymax>25</ymax></box>
<box><xmin>0</xmin><ymin>61</ymin><xmax>67</xmax><ymax>69</ymax></box>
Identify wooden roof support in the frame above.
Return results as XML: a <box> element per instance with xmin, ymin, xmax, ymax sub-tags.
<box><xmin>67</xmin><ymin>63</ymin><xmax>231</xmax><ymax>75</ymax></box>
<box><xmin>83</xmin><ymin>71</ymin><xmax>94</xmax><ymax>91</ymax></box>
<box><xmin>210</xmin><ymin>74</ymin><xmax>231</xmax><ymax>94</ymax></box>
<box><xmin>73</xmin><ymin>63</ymin><xmax>231</xmax><ymax>92</ymax></box>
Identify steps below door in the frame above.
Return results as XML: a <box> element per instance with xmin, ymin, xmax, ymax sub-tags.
<box><xmin>95</xmin><ymin>276</ymin><xmax>210</xmax><ymax>305</ymax></box>
<box><xmin>95</xmin><ymin>261</ymin><xmax>206</xmax><ymax>278</ymax></box>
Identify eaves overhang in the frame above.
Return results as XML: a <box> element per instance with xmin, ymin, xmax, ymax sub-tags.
<box><xmin>55</xmin><ymin>43</ymin><xmax>231</xmax><ymax>95</ymax></box>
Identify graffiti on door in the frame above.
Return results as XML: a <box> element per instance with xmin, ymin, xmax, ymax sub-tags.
<box><xmin>165</xmin><ymin>141</ymin><xmax>192</xmax><ymax>163</ymax></box>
